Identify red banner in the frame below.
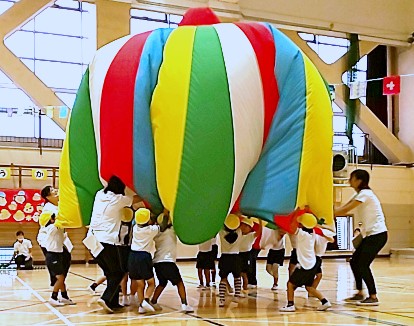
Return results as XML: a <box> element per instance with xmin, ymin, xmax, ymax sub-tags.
<box><xmin>0</xmin><ymin>189</ymin><xmax>45</xmax><ymax>223</ymax></box>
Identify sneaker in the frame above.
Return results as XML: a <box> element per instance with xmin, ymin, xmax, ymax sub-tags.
<box><xmin>97</xmin><ymin>299</ymin><xmax>114</xmax><ymax>313</ymax></box>
<box><xmin>279</xmin><ymin>305</ymin><xmax>296</xmax><ymax>312</ymax></box>
<box><xmin>122</xmin><ymin>295</ymin><xmax>130</xmax><ymax>306</ymax></box>
<box><xmin>181</xmin><ymin>304</ymin><xmax>194</xmax><ymax>313</ymax></box>
<box><xmin>219</xmin><ymin>299</ymin><xmax>225</xmax><ymax>307</ymax></box>
<box><xmin>49</xmin><ymin>298</ymin><xmax>64</xmax><ymax>307</ymax></box>
<box><xmin>141</xmin><ymin>300</ymin><xmax>155</xmax><ymax>312</ymax></box>
<box><xmin>138</xmin><ymin>306</ymin><xmax>146</xmax><ymax>314</ymax></box>
<box><xmin>344</xmin><ymin>293</ymin><xmax>364</xmax><ymax>302</ymax></box>
<box><xmin>357</xmin><ymin>297</ymin><xmax>379</xmax><ymax>306</ymax></box>
<box><xmin>317</xmin><ymin>301</ymin><xmax>332</xmax><ymax>311</ymax></box>
<box><xmin>150</xmin><ymin>302</ymin><xmax>162</xmax><ymax>311</ymax></box>
<box><xmin>247</xmin><ymin>284</ymin><xmax>257</xmax><ymax>289</ymax></box>
<box><xmin>271</xmin><ymin>285</ymin><xmax>278</xmax><ymax>291</ymax></box>
<box><xmin>60</xmin><ymin>298</ymin><xmax>76</xmax><ymax>305</ymax></box>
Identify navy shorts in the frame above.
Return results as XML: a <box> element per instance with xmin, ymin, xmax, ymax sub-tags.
<box><xmin>289</xmin><ymin>248</ymin><xmax>298</xmax><ymax>265</ymax></box>
<box><xmin>154</xmin><ymin>262</ymin><xmax>182</xmax><ymax>286</ymax></box>
<box><xmin>196</xmin><ymin>251</ymin><xmax>215</xmax><ymax>270</ymax></box>
<box><xmin>289</xmin><ymin>257</ymin><xmax>321</xmax><ymax>287</ymax></box>
<box><xmin>46</xmin><ymin>252</ymin><xmax>65</xmax><ymax>276</ymax></box>
<box><xmin>239</xmin><ymin>251</ymin><xmax>250</xmax><ymax>273</ymax></box>
<box><xmin>128</xmin><ymin>251</ymin><xmax>154</xmax><ymax>280</ymax></box>
<box><xmin>219</xmin><ymin>253</ymin><xmax>241</xmax><ymax>278</ymax></box>
<box><xmin>267</xmin><ymin>248</ymin><xmax>285</xmax><ymax>266</ymax></box>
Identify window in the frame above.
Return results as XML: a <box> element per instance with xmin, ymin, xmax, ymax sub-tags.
<box><xmin>0</xmin><ymin>0</ymin><xmax>96</xmax><ymax>139</ymax></box>
<box><xmin>130</xmin><ymin>8</ymin><xmax>180</xmax><ymax>34</ymax></box>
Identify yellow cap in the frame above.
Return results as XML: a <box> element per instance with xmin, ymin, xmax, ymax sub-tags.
<box><xmin>156</xmin><ymin>213</ymin><xmax>164</xmax><ymax>225</ymax></box>
<box><xmin>39</xmin><ymin>211</ymin><xmax>54</xmax><ymax>227</ymax></box>
<box><xmin>224</xmin><ymin>214</ymin><xmax>240</xmax><ymax>230</ymax></box>
<box><xmin>297</xmin><ymin>213</ymin><xmax>317</xmax><ymax>229</ymax></box>
<box><xmin>121</xmin><ymin>207</ymin><xmax>134</xmax><ymax>223</ymax></box>
<box><xmin>241</xmin><ymin>216</ymin><xmax>254</xmax><ymax>228</ymax></box>
<box><xmin>135</xmin><ymin>208</ymin><xmax>151</xmax><ymax>225</ymax></box>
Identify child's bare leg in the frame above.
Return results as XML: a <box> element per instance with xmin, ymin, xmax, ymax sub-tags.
<box><xmin>272</xmin><ymin>264</ymin><xmax>279</xmax><ymax>287</ymax></box>
<box><xmin>203</xmin><ymin>269</ymin><xmax>211</xmax><ymax>286</ymax></box>
<box><xmin>266</xmin><ymin>264</ymin><xmax>273</xmax><ymax>276</ymax></box>
<box><xmin>197</xmin><ymin>268</ymin><xmax>204</xmax><ymax>286</ymax></box>
<box><xmin>145</xmin><ymin>278</ymin><xmax>155</xmax><ymax>301</ymax></box>
<box><xmin>136</xmin><ymin>280</ymin><xmax>145</xmax><ymax>305</ymax></box>
<box><xmin>312</xmin><ymin>273</ymin><xmax>322</xmax><ymax>289</ymax></box>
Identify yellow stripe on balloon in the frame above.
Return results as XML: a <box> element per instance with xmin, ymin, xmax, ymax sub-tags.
<box><xmin>150</xmin><ymin>26</ymin><xmax>196</xmax><ymax>213</ymax></box>
<box><xmin>296</xmin><ymin>54</ymin><xmax>333</xmax><ymax>227</ymax></box>
<box><xmin>58</xmin><ymin>123</ymin><xmax>83</xmax><ymax>228</ymax></box>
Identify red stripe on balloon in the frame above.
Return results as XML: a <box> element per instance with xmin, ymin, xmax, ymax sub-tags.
<box><xmin>100</xmin><ymin>32</ymin><xmax>151</xmax><ymax>189</ymax></box>
<box><xmin>235</xmin><ymin>22</ymin><xmax>279</xmax><ymax>145</ymax></box>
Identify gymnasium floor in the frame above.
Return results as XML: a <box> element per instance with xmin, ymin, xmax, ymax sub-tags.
<box><xmin>0</xmin><ymin>258</ymin><xmax>413</xmax><ymax>326</ymax></box>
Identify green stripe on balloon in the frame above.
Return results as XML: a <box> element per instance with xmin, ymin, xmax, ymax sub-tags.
<box><xmin>69</xmin><ymin>68</ymin><xmax>103</xmax><ymax>225</ymax></box>
<box><xmin>173</xmin><ymin>26</ymin><xmax>235</xmax><ymax>244</ymax></box>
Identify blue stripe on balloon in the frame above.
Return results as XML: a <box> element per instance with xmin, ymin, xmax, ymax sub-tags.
<box><xmin>133</xmin><ymin>28</ymin><xmax>173</xmax><ymax>214</ymax></box>
<box><xmin>240</xmin><ymin>24</ymin><xmax>306</xmax><ymax>221</ymax></box>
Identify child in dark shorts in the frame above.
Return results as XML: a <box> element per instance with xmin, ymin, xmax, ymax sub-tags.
<box><xmin>196</xmin><ymin>238</ymin><xmax>215</xmax><ymax>289</ymax></box>
<box><xmin>280</xmin><ymin>213</ymin><xmax>331</xmax><ymax>312</ymax></box>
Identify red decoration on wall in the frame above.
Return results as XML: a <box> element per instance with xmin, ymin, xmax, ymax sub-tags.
<box><xmin>383</xmin><ymin>75</ymin><xmax>401</xmax><ymax>95</ymax></box>
<box><xmin>0</xmin><ymin>189</ymin><xmax>45</xmax><ymax>223</ymax></box>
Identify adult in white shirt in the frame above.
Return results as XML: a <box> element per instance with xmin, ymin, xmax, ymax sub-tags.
<box><xmin>13</xmin><ymin>231</ymin><xmax>33</xmax><ymax>270</ymax></box>
<box><xmin>335</xmin><ymin>169</ymin><xmax>388</xmax><ymax>306</ymax></box>
<box><xmin>90</xmin><ymin>175</ymin><xmax>140</xmax><ymax>313</ymax></box>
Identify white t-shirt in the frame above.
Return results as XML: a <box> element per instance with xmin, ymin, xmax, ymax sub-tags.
<box><xmin>314</xmin><ymin>235</ymin><xmax>329</xmax><ymax>257</ymax></box>
<box><xmin>14</xmin><ymin>239</ymin><xmax>32</xmax><ymax>257</ymax></box>
<box><xmin>353</xmin><ymin>189</ymin><xmax>388</xmax><ymax>236</ymax></box>
<box><xmin>239</xmin><ymin>232</ymin><xmax>256</xmax><ymax>252</ymax></box>
<box><xmin>198</xmin><ymin>239</ymin><xmax>213</xmax><ymax>252</ymax></box>
<box><xmin>260</xmin><ymin>228</ymin><xmax>285</xmax><ymax>250</ymax></box>
<box><xmin>131</xmin><ymin>224</ymin><xmax>159</xmax><ymax>254</ymax></box>
<box><xmin>89</xmin><ymin>190</ymin><xmax>133</xmax><ymax>245</ymax></box>
<box><xmin>37</xmin><ymin>227</ymin><xmax>47</xmax><ymax>248</ymax></box>
<box><xmin>43</xmin><ymin>202</ymin><xmax>58</xmax><ymax>215</ymax></box>
<box><xmin>44</xmin><ymin>224</ymin><xmax>64</xmax><ymax>253</ymax></box>
<box><xmin>153</xmin><ymin>227</ymin><xmax>177</xmax><ymax>263</ymax></box>
<box><xmin>296</xmin><ymin>228</ymin><xmax>316</xmax><ymax>270</ymax></box>
<box><xmin>219</xmin><ymin>228</ymin><xmax>243</xmax><ymax>254</ymax></box>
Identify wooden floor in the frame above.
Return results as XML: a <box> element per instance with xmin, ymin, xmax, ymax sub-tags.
<box><xmin>1</xmin><ymin>258</ymin><xmax>413</xmax><ymax>326</ymax></box>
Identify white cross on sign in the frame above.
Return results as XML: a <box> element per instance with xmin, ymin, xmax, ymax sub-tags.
<box><xmin>386</xmin><ymin>81</ymin><xmax>395</xmax><ymax>90</ymax></box>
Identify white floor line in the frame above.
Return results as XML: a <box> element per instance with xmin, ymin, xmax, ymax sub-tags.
<box><xmin>15</xmin><ymin>275</ymin><xmax>75</xmax><ymax>326</ymax></box>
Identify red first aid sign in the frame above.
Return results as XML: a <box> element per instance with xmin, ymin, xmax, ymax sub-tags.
<box><xmin>383</xmin><ymin>75</ymin><xmax>401</xmax><ymax>95</ymax></box>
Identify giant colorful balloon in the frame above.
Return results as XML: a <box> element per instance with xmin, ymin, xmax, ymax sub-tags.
<box><xmin>58</xmin><ymin>8</ymin><xmax>333</xmax><ymax>244</ymax></box>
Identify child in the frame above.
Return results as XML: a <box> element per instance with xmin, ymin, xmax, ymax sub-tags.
<box><xmin>88</xmin><ymin>276</ymin><xmax>106</xmax><ymax>295</ymax></box>
<box><xmin>128</xmin><ymin>208</ymin><xmax>162</xmax><ymax>314</ymax></box>
<box><xmin>288</xmin><ymin>233</ymin><xmax>298</xmax><ymax>277</ymax></box>
<box><xmin>218</xmin><ymin>214</ymin><xmax>243</xmax><ymax>307</ymax></box>
<box><xmin>262</xmin><ymin>227</ymin><xmax>286</xmax><ymax>291</ymax></box>
<box><xmin>150</xmin><ymin>211</ymin><xmax>194</xmax><ymax>312</ymax></box>
<box><xmin>118</xmin><ymin>207</ymin><xmax>135</xmax><ymax>306</ymax></box>
<box><xmin>311</xmin><ymin>227</ymin><xmax>335</xmax><ymax>293</ymax></box>
<box><xmin>196</xmin><ymin>238</ymin><xmax>215</xmax><ymax>290</ymax></box>
<box><xmin>280</xmin><ymin>213</ymin><xmax>331</xmax><ymax>312</ymax></box>
<box><xmin>39</xmin><ymin>211</ymin><xmax>75</xmax><ymax>306</ymax></box>
<box><xmin>13</xmin><ymin>231</ymin><xmax>33</xmax><ymax>270</ymax></box>
<box><xmin>238</xmin><ymin>217</ymin><xmax>261</xmax><ymax>293</ymax></box>
<box><xmin>210</xmin><ymin>236</ymin><xmax>218</xmax><ymax>287</ymax></box>
<box><xmin>247</xmin><ymin>220</ymin><xmax>263</xmax><ymax>289</ymax></box>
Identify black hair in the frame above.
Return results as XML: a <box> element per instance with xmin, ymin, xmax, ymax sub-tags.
<box><xmin>301</xmin><ymin>227</ymin><xmax>313</xmax><ymax>234</ymax></box>
<box><xmin>16</xmin><ymin>230</ymin><xmax>24</xmax><ymax>236</ymax></box>
<box><xmin>41</xmin><ymin>186</ymin><xmax>52</xmax><ymax>201</ymax></box>
<box><xmin>224</xmin><ymin>230</ymin><xmax>238</xmax><ymax>244</ymax></box>
<box><xmin>350</xmin><ymin>169</ymin><xmax>370</xmax><ymax>191</ymax></box>
<box><xmin>104</xmin><ymin>175</ymin><xmax>126</xmax><ymax>195</ymax></box>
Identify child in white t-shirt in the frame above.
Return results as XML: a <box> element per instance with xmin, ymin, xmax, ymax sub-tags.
<box><xmin>311</xmin><ymin>228</ymin><xmax>335</xmax><ymax>292</ymax></box>
<box><xmin>128</xmin><ymin>208</ymin><xmax>159</xmax><ymax>314</ymax></box>
<box><xmin>40</xmin><ymin>211</ymin><xmax>75</xmax><ymax>307</ymax></box>
<box><xmin>280</xmin><ymin>213</ymin><xmax>331</xmax><ymax>312</ymax></box>
<box><xmin>150</xmin><ymin>211</ymin><xmax>194</xmax><ymax>313</ymax></box>
<box><xmin>196</xmin><ymin>238</ymin><xmax>215</xmax><ymax>289</ymax></box>
<box><xmin>218</xmin><ymin>214</ymin><xmax>244</xmax><ymax>307</ymax></box>
<box><xmin>261</xmin><ymin>227</ymin><xmax>286</xmax><ymax>291</ymax></box>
